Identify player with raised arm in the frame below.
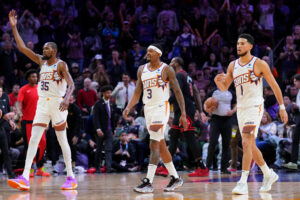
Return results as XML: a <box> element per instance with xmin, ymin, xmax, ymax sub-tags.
<box><xmin>215</xmin><ymin>33</ymin><xmax>288</xmax><ymax>195</ymax></box>
<box><xmin>7</xmin><ymin>10</ymin><xmax>77</xmax><ymax>191</ymax></box>
<box><xmin>123</xmin><ymin>44</ymin><xmax>187</xmax><ymax>193</ymax></box>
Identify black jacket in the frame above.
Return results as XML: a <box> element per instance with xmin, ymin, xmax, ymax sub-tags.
<box><xmin>67</xmin><ymin>103</ymin><xmax>81</xmax><ymax>137</ymax></box>
<box><xmin>93</xmin><ymin>99</ymin><xmax>117</xmax><ymax>133</ymax></box>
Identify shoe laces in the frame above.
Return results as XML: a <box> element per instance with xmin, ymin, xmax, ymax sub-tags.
<box><xmin>137</xmin><ymin>178</ymin><xmax>151</xmax><ymax>188</ymax></box>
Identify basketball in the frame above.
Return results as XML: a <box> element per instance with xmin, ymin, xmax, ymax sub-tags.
<box><xmin>204</xmin><ymin>97</ymin><xmax>218</xmax><ymax>113</ymax></box>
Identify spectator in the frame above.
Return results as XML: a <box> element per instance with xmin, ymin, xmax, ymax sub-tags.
<box><xmin>9</xmin><ymin>84</ymin><xmax>20</xmax><ymax>107</ymax></box>
<box><xmin>112</xmin><ymin>72</ymin><xmax>135</xmax><ymax>112</ymax></box>
<box><xmin>106</xmin><ymin>49</ymin><xmax>126</xmax><ymax>86</ymax></box>
<box><xmin>112</xmin><ymin>131</ymin><xmax>137</xmax><ymax>172</ymax></box>
<box><xmin>18</xmin><ymin>10</ymin><xmax>39</xmax><ymax>44</ymax></box>
<box><xmin>93</xmin><ymin>85</ymin><xmax>118</xmax><ymax>173</ymax></box>
<box><xmin>157</xmin><ymin>1</ymin><xmax>179</xmax><ymax>32</ymax></box>
<box><xmin>283</xmin><ymin>74</ymin><xmax>300</xmax><ymax>170</ymax></box>
<box><xmin>173</xmin><ymin>25</ymin><xmax>197</xmax><ymax>59</ymax></box>
<box><xmin>136</xmin><ymin>13</ymin><xmax>155</xmax><ymax>47</ymax></box>
<box><xmin>66</xmin><ymin>32</ymin><xmax>84</xmax><ymax>72</ymax></box>
<box><xmin>77</xmin><ymin>78</ymin><xmax>97</xmax><ymax>116</ymax></box>
<box><xmin>202</xmin><ymin>53</ymin><xmax>223</xmax><ymax>72</ymax></box>
<box><xmin>264</xmin><ymin>86</ymin><xmax>279</xmax><ymax>120</ymax></box>
<box><xmin>92</xmin><ymin>64</ymin><xmax>110</xmax><ymax>89</ymax></box>
<box><xmin>83</xmin><ymin>28</ymin><xmax>102</xmax><ymax>60</ymax></box>
<box><xmin>89</xmin><ymin>54</ymin><xmax>103</xmax><ymax>74</ymax></box>
<box><xmin>0</xmin><ymin>86</ymin><xmax>16</xmax><ymax>178</ymax></box>
<box><xmin>126</xmin><ymin>40</ymin><xmax>146</xmax><ymax>79</ymax></box>
<box><xmin>194</xmin><ymin>70</ymin><xmax>210</xmax><ymax>91</ymax></box>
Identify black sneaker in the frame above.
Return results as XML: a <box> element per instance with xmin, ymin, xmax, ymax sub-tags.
<box><xmin>164</xmin><ymin>176</ymin><xmax>183</xmax><ymax>192</ymax></box>
<box><xmin>134</xmin><ymin>178</ymin><xmax>153</xmax><ymax>193</ymax></box>
<box><xmin>221</xmin><ymin>169</ymin><xmax>231</xmax><ymax>174</ymax></box>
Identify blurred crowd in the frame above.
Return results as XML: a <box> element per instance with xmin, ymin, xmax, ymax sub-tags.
<box><xmin>0</xmin><ymin>0</ymin><xmax>300</xmax><ymax>175</ymax></box>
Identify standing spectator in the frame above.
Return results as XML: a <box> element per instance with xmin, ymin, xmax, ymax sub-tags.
<box><xmin>15</xmin><ymin>70</ymin><xmax>50</xmax><ymax>177</ymax></box>
<box><xmin>173</xmin><ymin>25</ymin><xmax>197</xmax><ymax>59</ymax></box>
<box><xmin>67</xmin><ymin>94</ymin><xmax>81</xmax><ymax>170</ymax></box>
<box><xmin>134</xmin><ymin>0</ymin><xmax>157</xmax><ymax>23</ymax></box>
<box><xmin>83</xmin><ymin>28</ymin><xmax>102</xmax><ymax>60</ymax></box>
<box><xmin>112</xmin><ymin>131</ymin><xmax>137</xmax><ymax>172</ymax></box>
<box><xmin>92</xmin><ymin>64</ymin><xmax>110</xmax><ymax>89</ymax></box>
<box><xmin>18</xmin><ymin>10</ymin><xmax>39</xmax><ymax>44</ymax></box>
<box><xmin>0</xmin><ymin>41</ymin><xmax>17</xmax><ymax>89</ymax></box>
<box><xmin>283</xmin><ymin>74</ymin><xmax>300</xmax><ymax>170</ymax></box>
<box><xmin>18</xmin><ymin>41</ymin><xmax>39</xmax><ymax>73</ymax></box>
<box><xmin>93</xmin><ymin>85</ymin><xmax>118</xmax><ymax>173</ymax></box>
<box><xmin>106</xmin><ymin>49</ymin><xmax>126</xmax><ymax>87</ymax></box>
<box><xmin>66</xmin><ymin>32</ymin><xmax>84</xmax><ymax>72</ymax></box>
<box><xmin>9</xmin><ymin>84</ymin><xmax>20</xmax><ymax>107</ymax></box>
<box><xmin>157</xmin><ymin>1</ymin><xmax>179</xmax><ymax>32</ymax></box>
<box><xmin>127</xmin><ymin>40</ymin><xmax>146</xmax><ymax>79</ymax></box>
<box><xmin>136</xmin><ymin>13</ymin><xmax>155</xmax><ymax>47</ymax></box>
<box><xmin>112</xmin><ymin>72</ymin><xmax>135</xmax><ymax>112</ymax></box>
<box><xmin>77</xmin><ymin>78</ymin><xmax>97</xmax><ymax>116</ymax></box>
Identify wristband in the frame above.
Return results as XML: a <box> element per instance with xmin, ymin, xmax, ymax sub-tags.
<box><xmin>279</xmin><ymin>104</ymin><xmax>285</xmax><ymax>110</ymax></box>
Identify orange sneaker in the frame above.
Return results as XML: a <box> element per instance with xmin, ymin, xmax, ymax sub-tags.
<box><xmin>188</xmin><ymin>167</ymin><xmax>209</xmax><ymax>177</ymax></box>
<box><xmin>8</xmin><ymin>175</ymin><xmax>30</xmax><ymax>191</ymax></box>
<box><xmin>29</xmin><ymin>169</ymin><xmax>34</xmax><ymax>178</ymax></box>
<box><xmin>36</xmin><ymin>167</ymin><xmax>50</xmax><ymax>177</ymax></box>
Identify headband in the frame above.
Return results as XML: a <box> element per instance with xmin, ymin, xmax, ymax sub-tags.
<box><xmin>148</xmin><ymin>45</ymin><xmax>162</xmax><ymax>56</ymax></box>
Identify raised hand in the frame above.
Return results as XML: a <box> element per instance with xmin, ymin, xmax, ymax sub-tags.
<box><xmin>9</xmin><ymin>10</ymin><xmax>18</xmax><ymax>27</ymax></box>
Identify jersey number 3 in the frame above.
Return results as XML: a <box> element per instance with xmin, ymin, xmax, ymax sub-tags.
<box><xmin>41</xmin><ymin>81</ymin><xmax>49</xmax><ymax>91</ymax></box>
<box><xmin>147</xmin><ymin>89</ymin><xmax>152</xmax><ymax>99</ymax></box>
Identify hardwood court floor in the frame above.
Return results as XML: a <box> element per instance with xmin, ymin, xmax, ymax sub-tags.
<box><xmin>0</xmin><ymin>170</ymin><xmax>300</xmax><ymax>200</ymax></box>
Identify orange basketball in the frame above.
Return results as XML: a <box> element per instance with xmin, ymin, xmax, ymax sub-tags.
<box><xmin>204</xmin><ymin>97</ymin><xmax>218</xmax><ymax>113</ymax></box>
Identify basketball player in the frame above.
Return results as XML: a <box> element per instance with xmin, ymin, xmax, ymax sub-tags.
<box><xmin>167</xmin><ymin>57</ymin><xmax>209</xmax><ymax>177</ymax></box>
<box><xmin>215</xmin><ymin>33</ymin><xmax>288</xmax><ymax>195</ymax></box>
<box><xmin>123</xmin><ymin>44</ymin><xmax>187</xmax><ymax>193</ymax></box>
<box><xmin>8</xmin><ymin>10</ymin><xmax>77</xmax><ymax>190</ymax></box>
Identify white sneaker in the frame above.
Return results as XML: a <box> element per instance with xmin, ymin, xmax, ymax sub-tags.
<box><xmin>260</xmin><ymin>193</ymin><xmax>273</xmax><ymax>200</ymax></box>
<box><xmin>282</xmin><ymin>162</ymin><xmax>298</xmax><ymax>170</ymax></box>
<box><xmin>232</xmin><ymin>194</ymin><xmax>249</xmax><ymax>200</ymax></box>
<box><xmin>232</xmin><ymin>182</ymin><xmax>248</xmax><ymax>195</ymax></box>
<box><xmin>260</xmin><ymin>169</ymin><xmax>278</xmax><ymax>192</ymax></box>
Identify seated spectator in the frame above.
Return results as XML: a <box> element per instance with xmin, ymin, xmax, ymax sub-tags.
<box><xmin>202</xmin><ymin>53</ymin><xmax>222</xmax><ymax>72</ymax></box>
<box><xmin>77</xmin><ymin>78</ymin><xmax>97</xmax><ymax>116</ymax></box>
<box><xmin>9</xmin><ymin>84</ymin><xmax>20</xmax><ymax>108</ymax></box>
<box><xmin>112</xmin><ymin>131</ymin><xmax>137</xmax><ymax>172</ymax></box>
<box><xmin>264</xmin><ymin>86</ymin><xmax>279</xmax><ymax>120</ymax></box>
<box><xmin>195</xmin><ymin>70</ymin><xmax>210</xmax><ymax>92</ymax></box>
<box><xmin>88</xmin><ymin>54</ymin><xmax>103</xmax><ymax>74</ymax></box>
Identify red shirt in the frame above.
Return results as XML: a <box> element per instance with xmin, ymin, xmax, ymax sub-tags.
<box><xmin>77</xmin><ymin>88</ymin><xmax>97</xmax><ymax>109</ymax></box>
<box><xmin>9</xmin><ymin>93</ymin><xmax>18</xmax><ymax>107</ymax></box>
<box><xmin>17</xmin><ymin>84</ymin><xmax>39</xmax><ymax>121</ymax></box>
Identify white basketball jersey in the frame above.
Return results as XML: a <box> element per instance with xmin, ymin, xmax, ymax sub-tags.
<box><xmin>233</xmin><ymin>56</ymin><xmax>264</xmax><ymax>108</ymax></box>
<box><xmin>141</xmin><ymin>62</ymin><xmax>170</xmax><ymax>106</ymax></box>
<box><xmin>38</xmin><ymin>59</ymin><xmax>67</xmax><ymax>98</ymax></box>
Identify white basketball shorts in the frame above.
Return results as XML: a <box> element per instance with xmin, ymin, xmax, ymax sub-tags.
<box><xmin>33</xmin><ymin>97</ymin><xmax>68</xmax><ymax>128</ymax></box>
<box><xmin>237</xmin><ymin>104</ymin><xmax>264</xmax><ymax>137</ymax></box>
<box><xmin>144</xmin><ymin>101</ymin><xmax>170</xmax><ymax>141</ymax></box>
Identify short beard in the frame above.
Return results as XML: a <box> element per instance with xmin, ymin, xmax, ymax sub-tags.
<box><xmin>42</xmin><ymin>55</ymin><xmax>51</xmax><ymax>60</ymax></box>
<box><xmin>238</xmin><ymin>51</ymin><xmax>247</xmax><ymax>57</ymax></box>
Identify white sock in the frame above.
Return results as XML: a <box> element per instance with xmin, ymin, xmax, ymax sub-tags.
<box><xmin>259</xmin><ymin>163</ymin><xmax>271</xmax><ymax>177</ymax></box>
<box><xmin>239</xmin><ymin>170</ymin><xmax>249</xmax><ymax>183</ymax></box>
<box><xmin>146</xmin><ymin>164</ymin><xmax>157</xmax><ymax>183</ymax></box>
<box><xmin>164</xmin><ymin>162</ymin><xmax>179</xmax><ymax>179</ymax></box>
<box><xmin>23</xmin><ymin>126</ymin><xmax>45</xmax><ymax>180</ymax></box>
<box><xmin>56</xmin><ymin>130</ymin><xmax>75</xmax><ymax>178</ymax></box>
